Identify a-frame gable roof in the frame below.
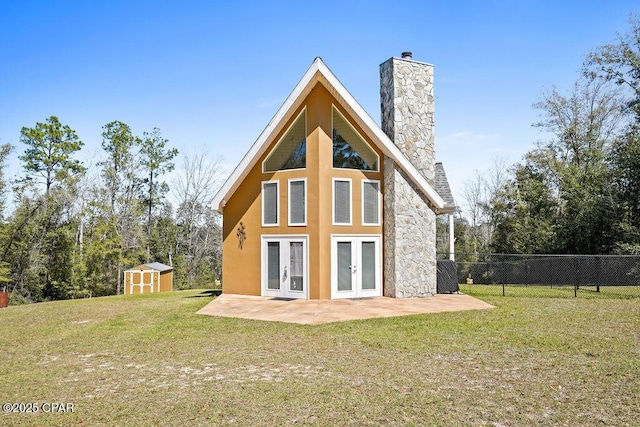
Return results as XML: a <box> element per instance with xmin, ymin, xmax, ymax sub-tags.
<box><xmin>211</xmin><ymin>57</ymin><xmax>446</xmax><ymax>213</ymax></box>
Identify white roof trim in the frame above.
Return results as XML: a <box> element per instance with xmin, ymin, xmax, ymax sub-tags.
<box><xmin>211</xmin><ymin>57</ymin><xmax>445</xmax><ymax>212</ymax></box>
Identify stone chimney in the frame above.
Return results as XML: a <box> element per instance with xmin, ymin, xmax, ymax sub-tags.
<box><xmin>380</xmin><ymin>53</ymin><xmax>437</xmax><ymax>298</ymax></box>
<box><xmin>380</xmin><ymin>54</ymin><xmax>435</xmax><ymax>183</ymax></box>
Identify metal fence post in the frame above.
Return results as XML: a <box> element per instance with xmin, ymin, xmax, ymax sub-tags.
<box><xmin>595</xmin><ymin>256</ymin><xmax>601</xmax><ymax>293</ymax></box>
<box><xmin>574</xmin><ymin>257</ymin><xmax>579</xmax><ymax>296</ymax></box>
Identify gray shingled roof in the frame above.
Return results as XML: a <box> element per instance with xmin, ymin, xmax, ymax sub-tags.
<box><xmin>434</xmin><ymin>162</ymin><xmax>456</xmax><ymax>212</ymax></box>
<box><xmin>144</xmin><ymin>262</ymin><xmax>173</xmax><ymax>272</ymax></box>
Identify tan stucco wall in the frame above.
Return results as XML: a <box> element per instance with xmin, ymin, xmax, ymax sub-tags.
<box><xmin>222</xmin><ymin>84</ymin><xmax>383</xmax><ymax>299</ymax></box>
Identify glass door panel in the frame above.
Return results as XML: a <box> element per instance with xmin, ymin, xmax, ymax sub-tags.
<box><xmin>267</xmin><ymin>242</ymin><xmax>280</xmax><ymax>290</ymax></box>
<box><xmin>337</xmin><ymin>241</ymin><xmax>353</xmax><ymax>292</ymax></box>
<box><xmin>289</xmin><ymin>241</ymin><xmax>304</xmax><ymax>292</ymax></box>
<box><xmin>361</xmin><ymin>241</ymin><xmax>376</xmax><ymax>290</ymax></box>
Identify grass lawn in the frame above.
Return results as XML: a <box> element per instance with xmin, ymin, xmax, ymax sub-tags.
<box><xmin>1</xmin><ymin>289</ymin><xmax>638</xmax><ymax>426</ymax></box>
<box><xmin>461</xmin><ymin>283</ymin><xmax>640</xmax><ymax>299</ymax></box>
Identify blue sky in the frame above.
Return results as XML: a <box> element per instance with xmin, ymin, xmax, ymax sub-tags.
<box><xmin>0</xmin><ymin>0</ymin><xmax>638</xmax><ymax>207</ymax></box>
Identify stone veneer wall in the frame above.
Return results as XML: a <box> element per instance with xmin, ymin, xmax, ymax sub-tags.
<box><xmin>380</xmin><ymin>57</ymin><xmax>435</xmax><ymax>184</ymax></box>
<box><xmin>380</xmin><ymin>56</ymin><xmax>437</xmax><ymax>297</ymax></box>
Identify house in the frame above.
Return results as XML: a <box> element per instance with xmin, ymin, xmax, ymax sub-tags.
<box><xmin>211</xmin><ymin>53</ymin><xmax>456</xmax><ymax>300</ymax></box>
<box><xmin>123</xmin><ymin>262</ymin><xmax>174</xmax><ymax>295</ymax></box>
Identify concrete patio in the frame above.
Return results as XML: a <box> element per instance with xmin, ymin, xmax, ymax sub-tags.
<box><xmin>197</xmin><ymin>293</ymin><xmax>494</xmax><ymax>325</ymax></box>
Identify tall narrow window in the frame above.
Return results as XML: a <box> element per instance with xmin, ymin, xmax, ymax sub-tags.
<box><xmin>362</xmin><ymin>180</ymin><xmax>380</xmax><ymax>225</ymax></box>
<box><xmin>288</xmin><ymin>179</ymin><xmax>306</xmax><ymax>226</ymax></box>
<box><xmin>262</xmin><ymin>181</ymin><xmax>279</xmax><ymax>226</ymax></box>
<box><xmin>332</xmin><ymin>106</ymin><xmax>379</xmax><ymax>171</ymax></box>
<box><xmin>264</xmin><ymin>110</ymin><xmax>307</xmax><ymax>172</ymax></box>
<box><xmin>333</xmin><ymin>178</ymin><xmax>352</xmax><ymax>225</ymax></box>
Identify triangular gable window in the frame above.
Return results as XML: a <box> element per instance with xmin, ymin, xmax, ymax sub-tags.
<box><xmin>264</xmin><ymin>110</ymin><xmax>306</xmax><ymax>172</ymax></box>
<box><xmin>332</xmin><ymin>106</ymin><xmax>378</xmax><ymax>171</ymax></box>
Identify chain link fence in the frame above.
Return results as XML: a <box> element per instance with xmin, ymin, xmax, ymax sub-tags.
<box><xmin>450</xmin><ymin>253</ymin><xmax>640</xmax><ymax>298</ymax></box>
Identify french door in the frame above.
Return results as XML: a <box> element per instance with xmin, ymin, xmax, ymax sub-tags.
<box><xmin>261</xmin><ymin>236</ymin><xmax>308</xmax><ymax>299</ymax></box>
<box><xmin>331</xmin><ymin>235</ymin><xmax>381</xmax><ymax>299</ymax></box>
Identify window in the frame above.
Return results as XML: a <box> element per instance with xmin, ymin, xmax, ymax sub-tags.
<box><xmin>262</xmin><ymin>181</ymin><xmax>279</xmax><ymax>226</ymax></box>
<box><xmin>264</xmin><ymin>110</ymin><xmax>306</xmax><ymax>172</ymax></box>
<box><xmin>333</xmin><ymin>178</ymin><xmax>352</xmax><ymax>225</ymax></box>
<box><xmin>288</xmin><ymin>179</ymin><xmax>306</xmax><ymax>226</ymax></box>
<box><xmin>332</xmin><ymin>106</ymin><xmax>378</xmax><ymax>171</ymax></box>
<box><xmin>362</xmin><ymin>180</ymin><xmax>380</xmax><ymax>225</ymax></box>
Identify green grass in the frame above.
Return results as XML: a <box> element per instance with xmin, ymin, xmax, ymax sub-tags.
<box><xmin>461</xmin><ymin>283</ymin><xmax>640</xmax><ymax>299</ymax></box>
<box><xmin>1</xmin><ymin>290</ymin><xmax>638</xmax><ymax>426</ymax></box>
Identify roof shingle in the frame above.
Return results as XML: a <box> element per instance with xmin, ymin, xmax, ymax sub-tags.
<box><xmin>435</xmin><ymin>162</ymin><xmax>456</xmax><ymax>212</ymax></box>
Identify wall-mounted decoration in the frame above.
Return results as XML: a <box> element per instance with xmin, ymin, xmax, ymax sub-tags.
<box><xmin>236</xmin><ymin>222</ymin><xmax>246</xmax><ymax>249</ymax></box>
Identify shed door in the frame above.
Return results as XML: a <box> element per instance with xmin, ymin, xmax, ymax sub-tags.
<box><xmin>127</xmin><ymin>270</ymin><xmax>160</xmax><ymax>294</ymax></box>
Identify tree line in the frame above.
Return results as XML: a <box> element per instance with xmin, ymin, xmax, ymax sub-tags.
<box><xmin>0</xmin><ymin>119</ymin><xmax>223</xmax><ymax>303</ymax></box>
<box><xmin>6</xmin><ymin>16</ymin><xmax>640</xmax><ymax>301</ymax></box>
<box><xmin>453</xmin><ymin>15</ymin><xmax>640</xmax><ymax>258</ymax></box>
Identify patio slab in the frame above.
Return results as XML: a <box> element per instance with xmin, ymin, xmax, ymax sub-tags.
<box><xmin>196</xmin><ymin>293</ymin><xmax>494</xmax><ymax>325</ymax></box>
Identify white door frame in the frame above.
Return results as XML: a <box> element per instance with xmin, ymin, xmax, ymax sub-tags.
<box><xmin>261</xmin><ymin>235</ymin><xmax>309</xmax><ymax>299</ymax></box>
<box><xmin>331</xmin><ymin>234</ymin><xmax>382</xmax><ymax>299</ymax></box>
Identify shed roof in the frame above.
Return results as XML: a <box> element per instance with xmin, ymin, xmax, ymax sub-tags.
<box><xmin>211</xmin><ymin>57</ymin><xmax>450</xmax><ymax>214</ymax></box>
<box><xmin>143</xmin><ymin>262</ymin><xmax>173</xmax><ymax>273</ymax></box>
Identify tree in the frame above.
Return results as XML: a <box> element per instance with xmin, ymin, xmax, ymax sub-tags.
<box><xmin>19</xmin><ymin>116</ymin><xmax>85</xmax><ymax>195</ymax></box>
<box><xmin>4</xmin><ymin>185</ymin><xmax>79</xmax><ymax>302</ymax></box>
<box><xmin>585</xmin><ymin>13</ymin><xmax>640</xmax><ymax>118</ymax></box>
<box><xmin>485</xmin><ymin>74</ymin><xmax>624</xmax><ymax>255</ymax></box>
<box><xmin>0</xmin><ymin>143</ymin><xmax>13</xmax><ymax>291</ymax></box>
<box><xmin>172</xmin><ymin>150</ymin><xmax>224</xmax><ymax>288</ymax></box>
<box><xmin>0</xmin><ymin>143</ymin><xmax>12</xmax><ymax>207</ymax></box>
<box><xmin>101</xmin><ymin>121</ymin><xmax>139</xmax><ymax>212</ymax></box>
<box><xmin>586</xmin><ymin>14</ymin><xmax>640</xmax><ymax>253</ymax></box>
<box><xmin>610</xmin><ymin>126</ymin><xmax>640</xmax><ymax>253</ymax></box>
<box><xmin>490</xmin><ymin>161</ymin><xmax>557</xmax><ymax>254</ymax></box>
<box><xmin>533</xmin><ymin>78</ymin><xmax>623</xmax><ymax>169</ymax></box>
<box><xmin>459</xmin><ymin>16</ymin><xmax>639</xmax><ymax>256</ymax></box>
<box><xmin>2</xmin><ymin>116</ymin><xmax>229</xmax><ymax>303</ymax></box>
<box><xmin>4</xmin><ymin>118</ymin><xmax>86</xmax><ymax>302</ymax></box>
<box><xmin>139</xmin><ymin>128</ymin><xmax>178</xmax><ymax>261</ymax></box>
<box><xmin>99</xmin><ymin>121</ymin><xmax>145</xmax><ymax>294</ymax></box>
<box><xmin>461</xmin><ymin>170</ymin><xmax>485</xmax><ymax>229</ymax></box>
<box><xmin>523</xmin><ymin>75</ymin><xmax>622</xmax><ymax>253</ymax></box>
<box><xmin>460</xmin><ymin>158</ymin><xmax>511</xmax><ymax>252</ymax></box>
